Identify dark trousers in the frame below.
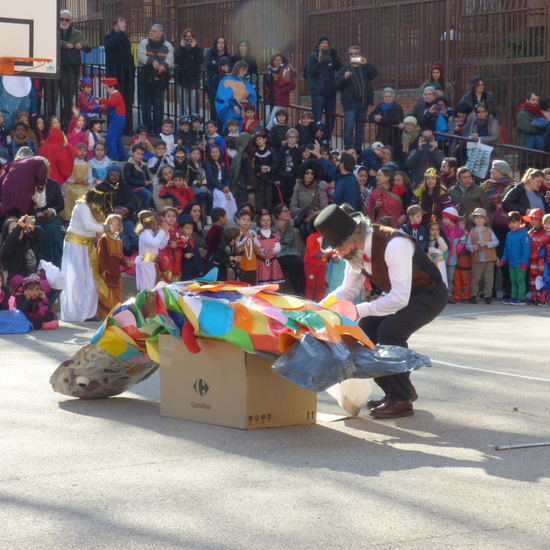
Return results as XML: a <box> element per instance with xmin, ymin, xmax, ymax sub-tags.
<box><xmin>138</xmin><ymin>79</ymin><xmax>165</xmax><ymax>135</ymax></box>
<box><xmin>359</xmin><ymin>282</ymin><xmax>448</xmax><ymax>401</ymax></box>
<box><xmin>278</xmin><ymin>254</ymin><xmax>306</xmax><ymax>296</ymax></box>
<box><xmin>44</xmin><ymin>65</ymin><xmax>79</xmax><ymax>125</ymax></box>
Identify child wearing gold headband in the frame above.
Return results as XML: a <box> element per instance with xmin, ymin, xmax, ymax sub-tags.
<box><xmin>134</xmin><ymin>211</ymin><xmax>169</xmax><ymax>292</ymax></box>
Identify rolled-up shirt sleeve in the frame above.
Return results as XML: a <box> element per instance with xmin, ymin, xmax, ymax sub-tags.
<box><xmin>323</xmin><ymin>237</ymin><xmax>415</xmax><ymax>318</ymax></box>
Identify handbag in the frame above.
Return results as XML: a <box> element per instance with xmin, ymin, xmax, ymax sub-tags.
<box><xmin>492</xmin><ymin>203</ymin><xmax>510</xmax><ymax>229</ymax></box>
<box><xmin>292</xmin><ymin>207</ymin><xmax>309</xmax><ymax>226</ymax></box>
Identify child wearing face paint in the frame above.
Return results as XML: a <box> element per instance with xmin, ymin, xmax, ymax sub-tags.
<box><xmin>255</xmin><ymin>209</ymin><xmax>284</xmax><ymax>285</ymax></box>
<box><xmin>96</xmin><ymin>214</ymin><xmax>133</xmax><ymax>318</ymax></box>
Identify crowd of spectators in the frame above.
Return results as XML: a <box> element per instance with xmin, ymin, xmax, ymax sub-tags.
<box><xmin>1</xmin><ymin>12</ymin><xmax>550</xmax><ymax>327</ymax></box>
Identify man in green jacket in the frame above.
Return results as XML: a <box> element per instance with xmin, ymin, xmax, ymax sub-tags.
<box><xmin>448</xmin><ymin>166</ymin><xmax>490</xmax><ymax>230</ymax></box>
<box><xmin>45</xmin><ymin>10</ymin><xmax>92</xmax><ymax>126</ymax></box>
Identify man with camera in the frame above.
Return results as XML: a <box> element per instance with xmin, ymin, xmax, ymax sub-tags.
<box><xmin>174</xmin><ymin>29</ymin><xmax>204</xmax><ymax>117</ymax></box>
<box><xmin>306</xmin><ymin>36</ymin><xmax>343</xmax><ymax>142</ymax></box>
<box><xmin>405</xmin><ymin>128</ymin><xmax>446</xmax><ymax>187</ymax></box>
<box><xmin>335</xmin><ymin>46</ymin><xmax>378</xmax><ymax>148</ymax></box>
<box><xmin>105</xmin><ymin>18</ymin><xmax>135</xmax><ymax>135</ymax></box>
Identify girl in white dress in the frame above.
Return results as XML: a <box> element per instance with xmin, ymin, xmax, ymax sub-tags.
<box><xmin>134</xmin><ymin>211</ymin><xmax>169</xmax><ymax>292</ymax></box>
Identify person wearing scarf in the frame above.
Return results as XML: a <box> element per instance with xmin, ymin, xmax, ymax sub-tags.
<box><xmin>420</xmin><ymin>61</ymin><xmax>455</xmax><ymax>107</ymax></box>
<box><xmin>516</xmin><ymin>92</ymin><xmax>546</xmax><ymax>149</ymax></box>
<box><xmin>38</xmin><ymin>128</ymin><xmax>78</xmax><ymax>186</ymax></box>
<box><xmin>469</xmin><ymin>101</ymin><xmax>502</xmax><ymax>157</ymax></box>
<box><xmin>368</xmin><ymin>87</ymin><xmax>404</xmax><ymax>149</ymax></box>
<box><xmin>264</xmin><ymin>53</ymin><xmax>296</xmax><ymax>129</ymax></box>
<box><xmin>137</xmin><ymin>24</ymin><xmax>174</xmax><ymax>135</ymax></box>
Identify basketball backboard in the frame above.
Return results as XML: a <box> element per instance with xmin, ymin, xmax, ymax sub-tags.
<box><xmin>0</xmin><ymin>0</ymin><xmax>59</xmax><ymax>78</ymax></box>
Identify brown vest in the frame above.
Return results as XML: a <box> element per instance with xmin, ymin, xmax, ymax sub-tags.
<box><xmin>366</xmin><ymin>225</ymin><xmax>441</xmax><ymax>292</ymax></box>
<box><xmin>469</xmin><ymin>227</ymin><xmax>497</xmax><ymax>263</ymax></box>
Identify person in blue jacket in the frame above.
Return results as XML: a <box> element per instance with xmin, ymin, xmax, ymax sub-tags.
<box><xmin>311</xmin><ymin>142</ymin><xmax>362</xmax><ymax>212</ymax></box>
<box><xmin>497</xmin><ymin>211</ymin><xmax>531</xmax><ymax>305</ymax></box>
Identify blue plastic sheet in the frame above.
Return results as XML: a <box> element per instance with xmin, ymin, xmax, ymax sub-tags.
<box><xmin>272</xmin><ymin>333</ymin><xmax>431</xmax><ymax>392</ymax></box>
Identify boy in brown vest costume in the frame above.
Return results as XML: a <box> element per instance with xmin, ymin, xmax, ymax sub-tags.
<box><xmin>315</xmin><ymin>204</ymin><xmax>447</xmax><ymax>419</ymax></box>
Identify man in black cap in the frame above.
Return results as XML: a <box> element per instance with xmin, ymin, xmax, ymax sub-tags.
<box><xmin>306</xmin><ymin>36</ymin><xmax>342</xmax><ymax>142</ymax></box>
<box><xmin>315</xmin><ymin>204</ymin><xmax>448</xmax><ymax>419</ymax></box>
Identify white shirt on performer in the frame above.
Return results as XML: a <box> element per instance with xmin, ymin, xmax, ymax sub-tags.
<box><xmin>323</xmin><ymin>232</ymin><xmax>415</xmax><ymax>318</ymax></box>
<box><xmin>67</xmin><ymin>201</ymin><xmax>106</xmax><ymax>237</ymax></box>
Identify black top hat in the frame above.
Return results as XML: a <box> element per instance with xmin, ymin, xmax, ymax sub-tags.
<box><xmin>314</xmin><ymin>204</ymin><xmax>362</xmax><ymax>252</ymax></box>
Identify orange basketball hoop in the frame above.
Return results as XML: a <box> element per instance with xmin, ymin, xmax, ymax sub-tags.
<box><xmin>0</xmin><ymin>57</ymin><xmax>53</xmax><ymax>75</ymax></box>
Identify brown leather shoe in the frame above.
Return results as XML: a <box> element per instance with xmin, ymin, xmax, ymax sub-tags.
<box><xmin>369</xmin><ymin>400</ymin><xmax>414</xmax><ymax>419</ymax></box>
<box><xmin>367</xmin><ymin>395</ymin><xmax>388</xmax><ymax>408</ymax></box>
<box><xmin>367</xmin><ymin>385</ymin><xmax>418</xmax><ymax>409</ymax></box>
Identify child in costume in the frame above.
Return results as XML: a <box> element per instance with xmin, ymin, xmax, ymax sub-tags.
<box><xmin>538</xmin><ymin>213</ymin><xmax>550</xmax><ymax>305</ymax></box>
<box><xmin>304</xmin><ymin>212</ymin><xmax>333</xmax><ymax>301</ymax></box>
<box><xmin>96</xmin><ymin>214</ymin><xmax>133</xmax><ymax>319</ymax></box>
<box><xmin>452</xmin><ymin>215</ymin><xmax>472</xmax><ymax>303</ymax></box>
<box><xmin>180</xmin><ymin>215</ymin><xmax>203</xmax><ymax>280</ymax></box>
<box><xmin>158</xmin><ymin>207</ymin><xmax>185</xmax><ymax>283</ymax></box>
<box><xmin>441</xmin><ymin>206</ymin><xmax>467</xmax><ymax>302</ymax></box>
<box><xmin>99</xmin><ymin>77</ymin><xmax>127</xmax><ymax>162</ymax></box>
<box><xmin>86</xmin><ymin>117</ymin><xmax>104</xmax><ymax>160</ymax></box>
<box><xmin>524</xmin><ymin>208</ymin><xmax>546</xmax><ymax>305</ymax></box>
<box><xmin>207</xmin><ymin>226</ymin><xmax>241</xmax><ymax>281</ymax></box>
<box><xmin>466</xmin><ymin>208</ymin><xmax>499</xmax><ymax>304</ymax></box>
<box><xmin>159</xmin><ymin>170</ymin><xmax>195</xmax><ymax>225</ymax></box>
<box><xmin>400</xmin><ymin>204</ymin><xmax>428</xmax><ymax>252</ymax></box>
<box><xmin>134</xmin><ymin>210</ymin><xmax>169</xmax><ymax>292</ymax></box>
<box><xmin>241</xmin><ymin>105</ymin><xmax>259</xmax><ymax>133</ymax></box>
<box><xmin>205</xmin><ymin>120</ymin><xmax>226</xmax><ymax>155</ymax></box>
<box><xmin>253</xmin><ymin>128</ymin><xmax>279</xmax><ymax>210</ymax></box>
<box><xmin>67</xmin><ymin>108</ymin><xmax>87</xmax><ymax>148</ymax></box>
<box><xmin>256</xmin><ymin>209</ymin><xmax>284</xmax><ymax>285</ymax></box>
<box><xmin>497</xmin><ymin>211</ymin><xmax>530</xmax><ymax>306</ymax></box>
<box><xmin>176</xmin><ymin>115</ymin><xmax>196</xmax><ymax>153</ymax></box>
<box><xmin>16</xmin><ymin>275</ymin><xmax>58</xmax><ymax>330</ymax></box>
<box><xmin>61</xmin><ymin>143</ymin><xmax>94</xmax><ymax>222</ymax></box>
<box><xmin>427</xmin><ymin>221</ymin><xmax>448</xmax><ymax>288</ymax></box>
<box><xmin>157</xmin><ymin>118</ymin><xmax>175</xmax><ymax>154</ymax></box>
<box><xmin>236</xmin><ymin>208</ymin><xmax>261</xmax><ymax>285</ymax></box>
<box><xmin>77</xmin><ymin>77</ymin><xmax>104</xmax><ymax>119</ymax></box>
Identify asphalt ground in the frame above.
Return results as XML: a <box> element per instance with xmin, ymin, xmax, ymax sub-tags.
<box><xmin>1</xmin><ymin>302</ymin><xmax>549</xmax><ymax>550</ymax></box>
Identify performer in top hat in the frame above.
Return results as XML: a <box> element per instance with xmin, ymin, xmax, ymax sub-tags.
<box><xmin>315</xmin><ymin>203</ymin><xmax>448</xmax><ymax>419</ymax></box>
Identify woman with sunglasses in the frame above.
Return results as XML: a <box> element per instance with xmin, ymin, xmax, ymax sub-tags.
<box><xmin>469</xmin><ymin>101</ymin><xmax>502</xmax><ymax>152</ymax></box>
<box><xmin>289</xmin><ymin>160</ymin><xmax>329</xmax><ymax>241</ymax></box>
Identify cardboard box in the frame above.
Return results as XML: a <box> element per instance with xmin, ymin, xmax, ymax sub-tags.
<box><xmin>159</xmin><ymin>335</ymin><xmax>317</xmax><ymax>430</ymax></box>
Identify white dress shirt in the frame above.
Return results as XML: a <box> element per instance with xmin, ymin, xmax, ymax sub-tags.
<box><xmin>324</xmin><ymin>232</ymin><xmax>415</xmax><ymax>318</ymax></box>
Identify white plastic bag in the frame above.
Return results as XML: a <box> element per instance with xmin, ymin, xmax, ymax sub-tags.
<box><xmin>326</xmin><ymin>378</ymin><xmax>374</xmax><ymax>416</ymax></box>
<box><xmin>38</xmin><ymin>259</ymin><xmax>65</xmax><ymax>290</ymax></box>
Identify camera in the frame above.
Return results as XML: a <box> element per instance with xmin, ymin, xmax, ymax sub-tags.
<box><xmin>350</xmin><ymin>56</ymin><xmax>362</xmax><ymax>63</ymax></box>
<box><xmin>433</xmin><ymin>104</ymin><xmax>443</xmax><ymax>112</ymax></box>
<box><xmin>321</xmin><ymin>53</ymin><xmax>332</xmax><ymax>63</ymax></box>
<box><xmin>184</xmin><ymin>37</ymin><xmax>193</xmax><ymax>43</ymax></box>
<box><xmin>26</xmin><ymin>216</ymin><xmax>36</xmax><ymax>225</ymax></box>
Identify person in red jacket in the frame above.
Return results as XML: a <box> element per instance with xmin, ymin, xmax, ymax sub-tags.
<box><xmin>304</xmin><ymin>212</ymin><xmax>336</xmax><ymax>301</ymax></box>
<box><xmin>99</xmin><ymin>77</ymin><xmax>127</xmax><ymax>161</ymax></box>
<box><xmin>159</xmin><ymin>170</ymin><xmax>195</xmax><ymax>225</ymax></box>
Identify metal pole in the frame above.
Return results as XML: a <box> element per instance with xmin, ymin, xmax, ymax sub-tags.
<box><xmin>495</xmin><ymin>441</ymin><xmax>550</xmax><ymax>451</ymax></box>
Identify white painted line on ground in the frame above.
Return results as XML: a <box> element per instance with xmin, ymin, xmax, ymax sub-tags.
<box><xmin>433</xmin><ymin>359</ymin><xmax>550</xmax><ymax>382</ymax></box>
<box><xmin>438</xmin><ymin>308</ymin><xmax>543</xmax><ymax>319</ymax></box>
